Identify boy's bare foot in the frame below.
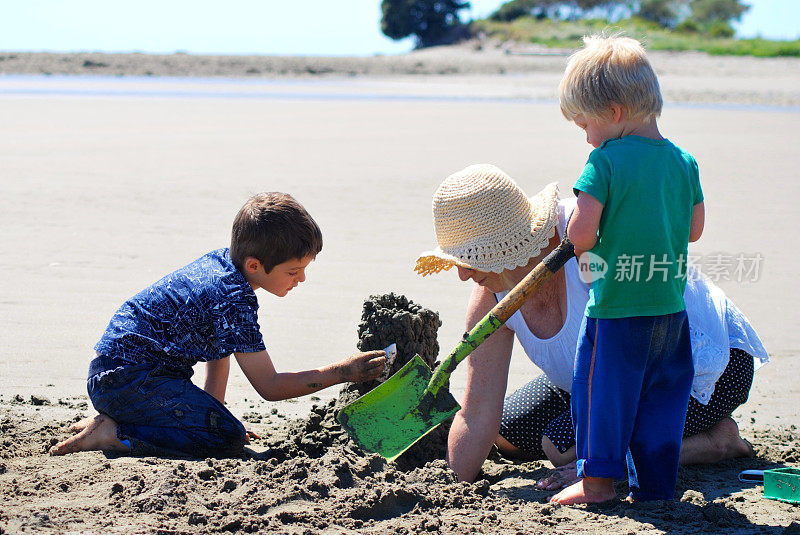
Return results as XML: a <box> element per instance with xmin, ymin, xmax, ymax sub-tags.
<box><xmin>549</xmin><ymin>477</ymin><xmax>616</xmax><ymax>505</ymax></box>
<box><xmin>68</xmin><ymin>415</ymin><xmax>97</xmax><ymax>432</ymax></box>
<box><xmin>49</xmin><ymin>414</ymin><xmax>130</xmax><ymax>456</ymax></box>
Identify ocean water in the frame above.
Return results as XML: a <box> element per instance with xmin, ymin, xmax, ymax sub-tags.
<box><xmin>2</xmin><ymin>74</ymin><xmax>798</xmax><ymax>113</ymax></box>
<box><xmin>0</xmin><ymin>74</ymin><xmax>542</xmax><ymax>104</ymax></box>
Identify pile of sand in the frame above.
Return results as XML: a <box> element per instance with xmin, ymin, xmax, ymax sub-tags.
<box><xmin>263</xmin><ymin>293</ymin><xmax>449</xmax><ymax>472</ymax></box>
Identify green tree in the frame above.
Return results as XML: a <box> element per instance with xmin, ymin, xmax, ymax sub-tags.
<box><xmin>490</xmin><ymin>0</ymin><xmax>550</xmax><ymax>22</ymax></box>
<box><xmin>631</xmin><ymin>0</ymin><xmax>748</xmax><ymax>31</ymax></box>
<box><xmin>637</xmin><ymin>0</ymin><xmax>688</xmax><ymax>28</ymax></box>
<box><xmin>689</xmin><ymin>0</ymin><xmax>749</xmax><ymax>24</ymax></box>
<box><xmin>679</xmin><ymin>0</ymin><xmax>749</xmax><ymax>36</ymax></box>
<box><xmin>381</xmin><ymin>0</ymin><xmax>471</xmax><ymax>48</ymax></box>
<box><xmin>490</xmin><ymin>1</ymin><xmax>633</xmax><ymax>23</ymax></box>
<box><xmin>482</xmin><ymin>0</ymin><xmax>750</xmax><ymax>34</ymax></box>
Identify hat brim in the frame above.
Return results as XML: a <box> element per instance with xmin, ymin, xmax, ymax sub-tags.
<box><xmin>414</xmin><ymin>249</ymin><xmax>472</xmax><ymax>276</ymax></box>
<box><xmin>414</xmin><ymin>182</ymin><xmax>560</xmax><ymax>276</ymax></box>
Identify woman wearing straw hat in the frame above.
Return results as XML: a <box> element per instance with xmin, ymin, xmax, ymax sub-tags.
<box><xmin>415</xmin><ymin>163</ymin><xmax>769</xmax><ymax>484</ymax></box>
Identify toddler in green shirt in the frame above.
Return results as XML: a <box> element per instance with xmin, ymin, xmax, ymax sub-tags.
<box><xmin>552</xmin><ymin>35</ymin><xmax>705</xmax><ymax>505</ymax></box>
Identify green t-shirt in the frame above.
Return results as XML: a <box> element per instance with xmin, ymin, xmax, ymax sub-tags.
<box><xmin>573</xmin><ymin>136</ymin><xmax>703</xmax><ymax>319</ymax></box>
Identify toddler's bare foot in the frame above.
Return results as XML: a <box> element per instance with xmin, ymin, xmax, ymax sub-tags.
<box><xmin>549</xmin><ymin>477</ymin><xmax>616</xmax><ymax>505</ymax></box>
<box><xmin>68</xmin><ymin>415</ymin><xmax>97</xmax><ymax>432</ymax></box>
<box><xmin>49</xmin><ymin>414</ymin><xmax>129</xmax><ymax>455</ymax></box>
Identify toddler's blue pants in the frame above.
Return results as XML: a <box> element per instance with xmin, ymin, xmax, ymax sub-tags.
<box><xmin>572</xmin><ymin>311</ymin><xmax>693</xmax><ymax>501</ymax></box>
<box><xmin>87</xmin><ymin>355</ymin><xmax>247</xmax><ymax>458</ymax></box>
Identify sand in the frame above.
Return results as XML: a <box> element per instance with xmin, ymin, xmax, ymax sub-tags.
<box><xmin>1</xmin><ymin>44</ymin><xmax>799</xmax><ymax>533</ymax></box>
<box><xmin>3</xmin><ymin>393</ymin><xmax>799</xmax><ymax>534</ymax></box>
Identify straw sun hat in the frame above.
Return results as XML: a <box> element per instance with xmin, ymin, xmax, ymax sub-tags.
<box><xmin>414</xmin><ymin>164</ymin><xmax>560</xmax><ymax>276</ymax></box>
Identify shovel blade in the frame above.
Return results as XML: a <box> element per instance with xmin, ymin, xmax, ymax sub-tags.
<box><xmin>336</xmin><ymin>354</ymin><xmax>460</xmax><ymax>461</ymax></box>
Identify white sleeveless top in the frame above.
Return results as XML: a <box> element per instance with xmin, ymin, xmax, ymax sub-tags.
<box><xmin>496</xmin><ymin>198</ymin><xmax>769</xmax><ymax>403</ymax></box>
<box><xmin>494</xmin><ymin>198</ymin><xmax>586</xmax><ymax>392</ymax></box>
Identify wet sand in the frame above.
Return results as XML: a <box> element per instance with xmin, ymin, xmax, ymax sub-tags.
<box><xmin>1</xmin><ymin>47</ymin><xmax>799</xmax><ymax>533</ymax></box>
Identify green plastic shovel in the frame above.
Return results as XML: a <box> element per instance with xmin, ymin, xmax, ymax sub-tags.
<box><xmin>336</xmin><ymin>234</ymin><xmax>575</xmax><ymax>461</ymax></box>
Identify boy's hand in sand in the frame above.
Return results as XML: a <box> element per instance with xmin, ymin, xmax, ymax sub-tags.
<box><xmin>339</xmin><ymin>350</ymin><xmax>387</xmax><ymax>383</ymax></box>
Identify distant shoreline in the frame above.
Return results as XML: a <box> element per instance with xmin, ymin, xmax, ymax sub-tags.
<box><xmin>0</xmin><ymin>44</ymin><xmax>568</xmax><ymax>78</ymax></box>
<box><xmin>2</xmin><ymin>43</ymin><xmax>800</xmax><ymax>108</ymax></box>
<box><xmin>1</xmin><ymin>40</ymin><xmax>797</xmax><ymax>78</ymax></box>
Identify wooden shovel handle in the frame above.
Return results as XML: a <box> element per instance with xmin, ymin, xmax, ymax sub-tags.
<box><xmin>426</xmin><ymin>234</ymin><xmax>575</xmax><ymax>397</ymax></box>
<box><xmin>493</xmin><ymin>236</ymin><xmax>576</xmax><ymax>324</ymax></box>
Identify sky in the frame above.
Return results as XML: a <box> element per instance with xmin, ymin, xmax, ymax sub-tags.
<box><xmin>0</xmin><ymin>0</ymin><xmax>797</xmax><ymax>57</ymax></box>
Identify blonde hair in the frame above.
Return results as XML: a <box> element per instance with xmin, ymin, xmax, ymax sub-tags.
<box><xmin>558</xmin><ymin>34</ymin><xmax>662</xmax><ymax>122</ymax></box>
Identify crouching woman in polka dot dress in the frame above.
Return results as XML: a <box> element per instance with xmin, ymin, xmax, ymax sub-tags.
<box><xmin>414</xmin><ymin>164</ymin><xmax>769</xmax><ymax>485</ymax></box>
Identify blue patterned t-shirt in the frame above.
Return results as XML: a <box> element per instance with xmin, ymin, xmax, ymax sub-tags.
<box><xmin>95</xmin><ymin>248</ymin><xmax>266</xmax><ymax>370</ymax></box>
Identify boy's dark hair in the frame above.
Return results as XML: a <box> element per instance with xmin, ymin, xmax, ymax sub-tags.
<box><xmin>230</xmin><ymin>192</ymin><xmax>323</xmax><ymax>273</ymax></box>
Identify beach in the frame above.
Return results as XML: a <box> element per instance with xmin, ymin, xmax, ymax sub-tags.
<box><xmin>1</xmin><ymin>44</ymin><xmax>799</xmax><ymax>533</ymax></box>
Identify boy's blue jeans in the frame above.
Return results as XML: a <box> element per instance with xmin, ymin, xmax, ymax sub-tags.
<box><xmin>87</xmin><ymin>355</ymin><xmax>247</xmax><ymax>458</ymax></box>
<box><xmin>572</xmin><ymin>311</ymin><xmax>694</xmax><ymax>501</ymax></box>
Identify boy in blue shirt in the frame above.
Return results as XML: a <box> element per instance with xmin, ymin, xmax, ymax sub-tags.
<box><xmin>51</xmin><ymin>192</ymin><xmax>386</xmax><ymax>458</ymax></box>
<box><xmin>551</xmin><ymin>35</ymin><xmax>705</xmax><ymax>504</ymax></box>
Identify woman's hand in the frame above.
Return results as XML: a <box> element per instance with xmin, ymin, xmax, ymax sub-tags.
<box><xmin>338</xmin><ymin>350</ymin><xmax>387</xmax><ymax>383</ymax></box>
<box><xmin>536</xmin><ymin>461</ymin><xmax>580</xmax><ymax>491</ymax></box>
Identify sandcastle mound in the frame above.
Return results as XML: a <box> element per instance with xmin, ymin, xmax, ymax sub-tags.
<box><xmin>266</xmin><ymin>293</ymin><xmax>450</xmax><ymax>472</ymax></box>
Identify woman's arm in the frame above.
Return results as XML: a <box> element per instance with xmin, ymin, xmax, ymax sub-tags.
<box><xmin>234</xmin><ymin>349</ymin><xmax>386</xmax><ymax>402</ymax></box>
<box><xmin>447</xmin><ymin>283</ymin><xmax>515</xmax><ymax>482</ymax></box>
<box><xmin>204</xmin><ymin>357</ymin><xmax>231</xmax><ymax>403</ymax></box>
